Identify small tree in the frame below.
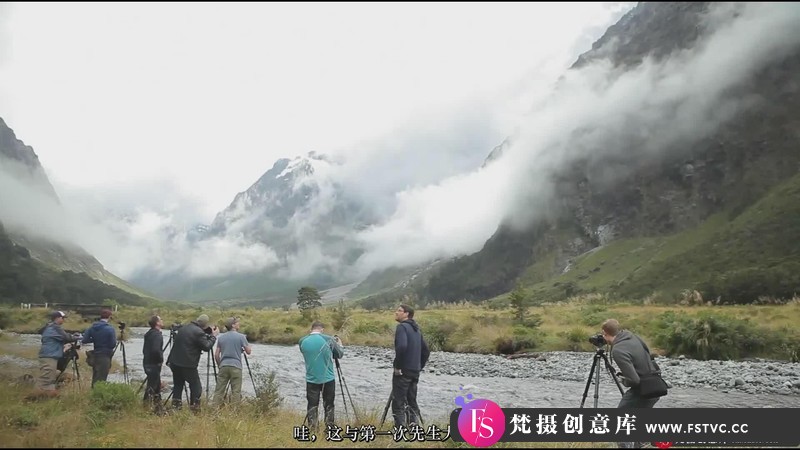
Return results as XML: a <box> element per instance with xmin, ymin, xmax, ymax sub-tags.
<box><xmin>509</xmin><ymin>284</ymin><xmax>529</xmax><ymax>324</ymax></box>
<box><xmin>297</xmin><ymin>286</ymin><xmax>322</xmax><ymax>320</ymax></box>
<box><xmin>331</xmin><ymin>298</ymin><xmax>350</xmax><ymax>331</ymax></box>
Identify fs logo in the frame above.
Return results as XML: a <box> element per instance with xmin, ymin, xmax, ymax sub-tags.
<box><xmin>455</xmin><ymin>387</ymin><xmax>505</xmax><ymax>447</ymax></box>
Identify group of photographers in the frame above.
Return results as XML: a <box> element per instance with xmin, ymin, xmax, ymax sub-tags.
<box><xmin>34</xmin><ymin>305</ymin><xmax>662</xmax><ymax>445</ymax></box>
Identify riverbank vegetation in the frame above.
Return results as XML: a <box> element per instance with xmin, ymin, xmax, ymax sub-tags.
<box><xmin>3</xmin><ymin>295</ymin><xmax>798</xmax><ymax>362</ymax></box>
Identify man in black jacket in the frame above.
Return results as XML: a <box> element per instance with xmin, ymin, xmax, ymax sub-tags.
<box><xmin>142</xmin><ymin>315</ymin><xmax>164</xmax><ymax>412</ymax></box>
<box><xmin>167</xmin><ymin>314</ymin><xmax>218</xmax><ymax>412</ymax></box>
<box><xmin>391</xmin><ymin>304</ymin><xmax>430</xmax><ymax>429</ymax></box>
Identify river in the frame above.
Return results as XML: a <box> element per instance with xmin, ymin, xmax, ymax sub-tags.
<box><xmin>17</xmin><ymin>328</ymin><xmax>800</xmax><ymax>422</ymax></box>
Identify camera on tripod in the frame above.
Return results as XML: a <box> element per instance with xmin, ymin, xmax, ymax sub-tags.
<box><xmin>588</xmin><ymin>333</ymin><xmax>606</xmax><ymax>347</ymax></box>
<box><xmin>118</xmin><ymin>321</ymin><xmax>126</xmax><ymax>331</ymax></box>
<box><xmin>71</xmin><ymin>333</ymin><xmax>83</xmax><ymax>349</ymax></box>
<box><xmin>170</xmin><ymin>323</ymin><xmax>182</xmax><ymax>332</ymax></box>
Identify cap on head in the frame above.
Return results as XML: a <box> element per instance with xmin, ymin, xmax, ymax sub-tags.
<box><xmin>100</xmin><ymin>309</ymin><xmax>113</xmax><ymax>319</ymax></box>
<box><xmin>196</xmin><ymin>314</ymin><xmax>210</xmax><ymax>328</ymax></box>
<box><xmin>50</xmin><ymin>310</ymin><xmax>66</xmax><ymax>320</ymax></box>
<box><xmin>225</xmin><ymin>317</ymin><xmax>239</xmax><ymax>331</ymax></box>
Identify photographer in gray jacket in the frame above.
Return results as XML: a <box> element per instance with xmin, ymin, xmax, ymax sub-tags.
<box><xmin>602</xmin><ymin>318</ymin><xmax>661</xmax><ymax>449</ymax></box>
<box><xmin>33</xmin><ymin>311</ymin><xmax>79</xmax><ymax>398</ymax></box>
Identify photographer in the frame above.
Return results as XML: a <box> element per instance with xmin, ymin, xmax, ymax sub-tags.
<box><xmin>33</xmin><ymin>311</ymin><xmax>78</xmax><ymax>398</ymax></box>
<box><xmin>82</xmin><ymin>309</ymin><xmax>117</xmax><ymax>388</ymax></box>
<box><xmin>391</xmin><ymin>304</ymin><xmax>430</xmax><ymax>429</ymax></box>
<box><xmin>602</xmin><ymin>319</ymin><xmax>662</xmax><ymax>409</ymax></box>
<box><xmin>143</xmin><ymin>315</ymin><xmax>164</xmax><ymax>412</ymax></box>
<box><xmin>298</xmin><ymin>321</ymin><xmax>343</xmax><ymax>430</ymax></box>
<box><xmin>213</xmin><ymin>317</ymin><xmax>252</xmax><ymax>407</ymax></box>
<box><xmin>167</xmin><ymin>314</ymin><xmax>218</xmax><ymax>412</ymax></box>
<box><xmin>602</xmin><ymin>319</ymin><xmax>662</xmax><ymax>449</ymax></box>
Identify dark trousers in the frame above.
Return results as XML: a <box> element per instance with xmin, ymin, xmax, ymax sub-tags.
<box><xmin>391</xmin><ymin>370</ymin><xmax>420</xmax><ymax>428</ymax></box>
<box><xmin>143</xmin><ymin>364</ymin><xmax>162</xmax><ymax>402</ymax></box>
<box><xmin>617</xmin><ymin>389</ymin><xmax>660</xmax><ymax>448</ymax></box>
<box><xmin>306</xmin><ymin>380</ymin><xmax>336</xmax><ymax>429</ymax></box>
<box><xmin>171</xmin><ymin>366</ymin><xmax>202</xmax><ymax>408</ymax></box>
<box><xmin>91</xmin><ymin>354</ymin><xmax>112</xmax><ymax>387</ymax></box>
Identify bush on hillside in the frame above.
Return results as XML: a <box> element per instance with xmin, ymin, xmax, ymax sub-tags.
<box><xmin>697</xmin><ymin>264</ymin><xmax>800</xmax><ymax>304</ymax></box>
<box><xmin>653</xmin><ymin>311</ymin><xmax>784</xmax><ymax>360</ymax></box>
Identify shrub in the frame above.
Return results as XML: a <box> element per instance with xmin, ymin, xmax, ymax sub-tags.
<box><xmin>653</xmin><ymin>312</ymin><xmax>784</xmax><ymax>360</ymax></box>
<box><xmin>352</xmin><ymin>320</ymin><xmax>391</xmax><ymax>334</ymax></box>
<box><xmin>331</xmin><ymin>299</ymin><xmax>350</xmax><ymax>331</ymax></box>
<box><xmin>249</xmin><ymin>364</ymin><xmax>283</xmax><ymax>416</ymax></box>
<box><xmin>422</xmin><ymin>319</ymin><xmax>459</xmax><ymax>352</ymax></box>
<box><xmin>493</xmin><ymin>326</ymin><xmax>538</xmax><ymax>354</ymax></box>
<box><xmin>564</xmin><ymin>327</ymin><xmax>588</xmax><ymax>351</ymax></box>
<box><xmin>697</xmin><ymin>265</ymin><xmax>800</xmax><ymax>304</ymax></box>
<box><xmin>524</xmin><ymin>313</ymin><xmax>543</xmax><ymax>329</ymax></box>
<box><xmin>8</xmin><ymin>406</ymin><xmax>39</xmax><ymax>429</ymax></box>
<box><xmin>87</xmin><ymin>381</ymin><xmax>138</xmax><ymax>426</ymax></box>
<box><xmin>0</xmin><ymin>309</ymin><xmax>11</xmax><ymax>329</ymax></box>
<box><xmin>89</xmin><ymin>381</ymin><xmax>137</xmax><ymax>414</ymax></box>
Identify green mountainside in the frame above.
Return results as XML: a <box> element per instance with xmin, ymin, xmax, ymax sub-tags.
<box><xmin>0</xmin><ymin>221</ymin><xmax>157</xmax><ymax>307</ymax></box>
<box><xmin>356</xmin><ymin>2</ymin><xmax>800</xmax><ymax>308</ymax></box>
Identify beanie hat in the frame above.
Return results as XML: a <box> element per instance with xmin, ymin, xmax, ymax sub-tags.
<box><xmin>196</xmin><ymin>314</ymin><xmax>210</xmax><ymax>328</ymax></box>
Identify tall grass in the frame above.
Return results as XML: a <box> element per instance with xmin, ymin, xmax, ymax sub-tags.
<box><xmin>3</xmin><ymin>299</ymin><xmax>799</xmax><ymax>360</ymax></box>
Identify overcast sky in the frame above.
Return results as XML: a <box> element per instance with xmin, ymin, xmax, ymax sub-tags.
<box><xmin>3</xmin><ymin>2</ymin><xmax>796</xmax><ymax>288</ymax></box>
<box><xmin>0</xmin><ymin>2</ymin><xmax>634</xmax><ymax>222</ymax></box>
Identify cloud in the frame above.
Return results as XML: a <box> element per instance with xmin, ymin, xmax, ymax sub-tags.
<box><xmin>350</xmin><ymin>2</ymin><xmax>800</xmax><ymax>274</ymax></box>
<box><xmin>0</xmin><ymin>156</ymin><xmax>68</xmax><ymax>242</ymax></box>
<box><xmin>9</xmin><ymin>2</ymin><xmax>797</xmax><ymax>296</ymax></box>
<box><xmin>0</xmin><ymin>166</ymin><xmax>282</xmax><ymax>280</ymax></box>
<box><xmin>0</xmin><ymin>3</ymin><xmax>11</xmax><ymax>67</ymax></box>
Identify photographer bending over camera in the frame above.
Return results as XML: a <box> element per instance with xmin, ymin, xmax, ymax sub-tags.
<box><xmin>82</xmin><ymin>309</ymin><xmax>117</xmax><ymax>388</ymax></box>
<box><xmin>167</xmin><ymin>314</ymin><xmax>219</xmax><ymax>412</ymax></box>
<box><xmin>602</xmin><ymin>319</ymin><xmax>662</xmax><ymax>448</ymax></box>
<box><xmin>33</xmin><ymin>311</ymin><xmax>79</xmax><ymax>398</ymax></box>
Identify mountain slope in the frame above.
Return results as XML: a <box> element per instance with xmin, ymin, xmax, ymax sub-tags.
<box><xmin>0</xmin><ymin>117</ymin><xmax>156</xmax><ymax>304</ymax></box>
<box><xmin>361</xmin><ymin>2</ymin><xmax>800</xmax><ymax>306</ymax></box>
<box><xmin>515</xmin><ymin>171</ymin><xmax>800</xmax><ymax>303</ymax></box>
<box><xmin>131</xmin><ymin>152</ymin><xmax>375</xmax><ymax>303</ymax></box>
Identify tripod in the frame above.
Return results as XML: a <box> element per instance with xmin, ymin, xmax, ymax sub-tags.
<box><xmin>113</xmin><ymin>325</ymin><xmax>130</xmax><ymax>384</ymax></box>
<box><xmin>579</xmin><ymin>347</ymin><xmax>624</xmax><ymax>408</ymax></box>
<box><xmin>55</xmin><ymin>344</ymin><xmax>81</xmax><ymax>388</ymax></box>
<box><xmin>163</xmin><ymin>327</ymin><xmax>190</xmax><ymax>407</ymax></box>
<box><xmin>243</xmin><ymin>352</ymin><xmax>257</xmax><ymax>396</ymax></box>
<box><xmin>205</xmin><ymin>347</ymin><xmax>218</xmax><ymax>402</ymax></box>
<box><xmin>379</xmin><ymin>389</ymin><xmax>425</xmax><ymax>428</ymax></box>
<box><xmin>334</xmin><ymin>357</ymin><xmax>359</xmax><ymax>423</ymax></box>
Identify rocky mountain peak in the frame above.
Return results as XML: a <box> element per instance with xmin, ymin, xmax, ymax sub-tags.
<box><xmin>0</xmin><ymin>117</ymin><xmax>60</xmax><ymax>203</ymax></box>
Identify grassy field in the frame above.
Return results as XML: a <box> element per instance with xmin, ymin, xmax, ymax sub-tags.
<box><xmin>1</xmin><ymin>299</ymin><xmax>798</xmax><ymax>448</ymax></box>
<box><xmin>0</xmin><ymin>332</ymin><xmax>604</xmax><ymax>449</ymax></box>
<box><xmin>3</xmin><ymin>297</ymin><xmax>799</xmax><ymax>361</ymax></box>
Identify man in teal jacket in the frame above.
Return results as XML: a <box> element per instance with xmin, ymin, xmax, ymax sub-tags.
<box><xmin>299</xmin><ymin>321</ymin><xmax>343</xmax><ymax>430</ymax></box>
